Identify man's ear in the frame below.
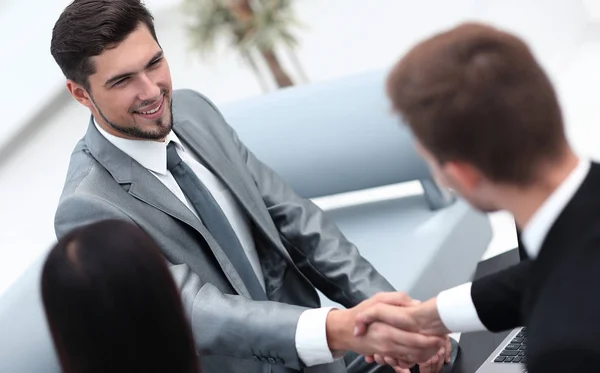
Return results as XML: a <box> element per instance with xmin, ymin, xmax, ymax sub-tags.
<box><xmin>443</xmin><ymin>161</ymin><xmax>482</xmax><ymax>192</ymax></box>
<box><xmin>66</xmin><ymin>80</ymin><xmax>94</xmax><ymax>110</ymax></box>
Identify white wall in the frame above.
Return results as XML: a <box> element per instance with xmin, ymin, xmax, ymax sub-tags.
<box><xmin>0</xmin><ymin>0</ymin><xmax>598</xmax><ymax>296</ymax></box>
<box><xmin>0</xmin><ymin>93</ymin><xmax>88</xmax><ymax>296</ymax></box>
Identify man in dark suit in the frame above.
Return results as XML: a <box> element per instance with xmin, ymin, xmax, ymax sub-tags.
<box><xmin>49</xmin><ymin>1</ymin><xmax>448</xmax><ymax>373</ymax></box>
<box><xmin>353</xmin><ymin>22</ymin><xmax>600</xmax><ymax>373</ymax></box>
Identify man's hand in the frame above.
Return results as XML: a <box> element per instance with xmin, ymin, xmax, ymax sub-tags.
<box><xmin>355</xmin><ymin>296</ymin><xmax>450</xmax><ymax>337</ymax></box>
<box><xmin>366</xmin><ymin>336</ymin><xmax>451</xmax><ymax>373</ymax></box>
<box><xmin>353</xmin><ymin>296</ymin><xmax>452</xmax><ymax>372</ymax></box>
<box><xmin>418</xmin><ymin>337</ymin><xmax>452</xmax><ymax>373</ymax></box>
<box><xmin>325</xmin><ymin>292</ymin><xmax>446</xmax><ymax>369</ymax></box>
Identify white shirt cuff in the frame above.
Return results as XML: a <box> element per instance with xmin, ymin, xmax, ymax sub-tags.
<box><xmin>437</xmin><ymin>282</ymin><xmax>487</xmax><ymax>333</ymax></box>
<box><xmin>295</xmin><ymin>307</ymin><xmax>338</xmax><ymax>366</ymax></box>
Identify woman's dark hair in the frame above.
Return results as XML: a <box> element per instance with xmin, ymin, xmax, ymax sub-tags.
<box><xmin>41</xmin><ymin>219</ymin><xmax>198</xmax><ymax>373</ymax></box>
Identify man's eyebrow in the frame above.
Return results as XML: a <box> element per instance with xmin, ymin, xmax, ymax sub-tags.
<box><xmin>104</xmin><ymin>51</ymin><xmax>164</xmax><ymax>87</ymax></box>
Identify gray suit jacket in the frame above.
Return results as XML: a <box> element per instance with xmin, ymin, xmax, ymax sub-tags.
<box><xmin>54</xmin><ymin>89</ymin><xmax>395</xmax><ymax>373</ymax></box>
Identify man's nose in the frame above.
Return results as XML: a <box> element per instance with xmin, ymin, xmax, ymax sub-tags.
<box><xmin>138</xmin><ymin>74</ymin><xmax>161</xmax><ymax>101</ymax></box>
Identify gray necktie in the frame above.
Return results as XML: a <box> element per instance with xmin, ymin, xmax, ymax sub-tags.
<box><xmin>167</xmin><ymin>142</ymin><xmax>267</xmax><ymax>301</ymax></box>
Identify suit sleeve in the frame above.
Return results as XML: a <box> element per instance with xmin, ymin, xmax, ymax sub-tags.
<box><xmin>470</xmin><ymin>260</ymin><xmax>532</xmax><ymax>332</ymax></box>
<box><xmin>55</xmin><ymin>194</ymin><xmax>309</xmax><ymax>370</ymax></box>
<box><xmin>198</xmin><ymin>99</ymin><xmax>395</xmax><ymax>309</ymax></box>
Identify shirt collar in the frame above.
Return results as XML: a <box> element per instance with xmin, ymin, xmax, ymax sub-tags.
<box><xmin>93</xmin><ymin>118</ymin><xmax>182</xmax><ymax>175</ymax></box>
<box><xmin>521</xmin><ymin>158</ymin><xmax>591</xmax><ymax>259</ymax></box>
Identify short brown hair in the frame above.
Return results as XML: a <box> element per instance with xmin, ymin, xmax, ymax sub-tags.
<box><xmin>387</xmin><ymin>22</ymin><xmax>567</xmax><ymax>185</ymax></box>
<box><xmin>51</xmin><ymin>0</ymin><xmax>158</xmax><ymax>90</ymax></box>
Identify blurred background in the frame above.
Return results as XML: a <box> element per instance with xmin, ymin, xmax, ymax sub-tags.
<box><xmin>0</xmin><ymin>0</ymin><xmax>599</xmax><ymax>298</ymax></box>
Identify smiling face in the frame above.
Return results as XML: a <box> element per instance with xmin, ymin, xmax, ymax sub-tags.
<box><xmin>67</xmin><ymin>23</ymin><xmax>173</xmax><ymax>141</ymax></box>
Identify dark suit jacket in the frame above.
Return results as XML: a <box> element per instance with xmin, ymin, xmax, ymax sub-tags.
<box><xmin>471</xmin><ymin>162</ymin><xmax>600</xmax><ymax>372</ymax></box>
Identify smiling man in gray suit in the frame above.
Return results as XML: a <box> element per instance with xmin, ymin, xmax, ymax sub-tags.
<box><xmin>50</xmin><ymin>1</ymin><xmax>448</xmax><ymax>373</ymax></box>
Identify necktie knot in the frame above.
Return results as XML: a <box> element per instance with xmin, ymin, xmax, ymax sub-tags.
<box><xmin>166</xmin><ymin>141</ymin><xmax>182</xmax><ymax>171</ymax></box>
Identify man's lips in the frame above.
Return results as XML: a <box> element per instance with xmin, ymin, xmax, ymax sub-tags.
<box><xmin>134</xmin><ymin>96</ymin><xmax>164</xmax><ymax>114</ymax></box>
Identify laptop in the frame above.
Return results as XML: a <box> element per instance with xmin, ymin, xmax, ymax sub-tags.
<box><xmin>475</xmin><ymin>231</ymin><xmax>528</xmax><ymax>373</ymax></box>
<box><xmin>474</xmin><ymin>326</ymin><xmax>527</xmax><ymax>372</ymax></box>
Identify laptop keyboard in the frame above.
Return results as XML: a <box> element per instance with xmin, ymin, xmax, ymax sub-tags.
<box><xmin>493</xmin><ymin>328</ymin><xmax>527</xmax><ymax>364</ymax></box>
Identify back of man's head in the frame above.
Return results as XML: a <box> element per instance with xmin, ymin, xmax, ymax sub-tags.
<box><xmin>50</xmin><ymin>0</ymin><xmax>158</xmax><ymax>90</ymax></box>
<box><xmin>387</xmin><ymin>22</ymin><xmax>567</xmax><ymax>186</ymax></box>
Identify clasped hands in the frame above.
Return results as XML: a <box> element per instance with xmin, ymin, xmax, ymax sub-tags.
<box><xmin>326</xmin><ymin>292</ymin><xmax>451</xmax><ymax>373</ymax></box>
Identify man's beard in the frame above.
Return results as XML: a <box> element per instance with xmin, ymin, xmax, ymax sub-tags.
<box><xmin>92</xmin><ymin>92</ymin><xmax>173</xmax><ymax>140</ymax></box>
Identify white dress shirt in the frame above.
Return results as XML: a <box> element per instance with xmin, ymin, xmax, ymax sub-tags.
<box><xmin>94</xmin><ymin>121</ymin><xmax>336</xmax><ymax>366</ymax></box>
<box><xmin>436</xmin><ymin>158</ymin><xmax>591</xmax><ymax>333</ymax></box>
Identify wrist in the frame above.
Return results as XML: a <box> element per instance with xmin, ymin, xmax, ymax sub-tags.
<box><xmin>325</xmin><ymin>309</ymin><xmax>352</xmax><ymax>351</ymax></box>
<box><xmin>414</xmin><ymin>297</ymin><xmax>450</xmax><ymax>335</ymax></box>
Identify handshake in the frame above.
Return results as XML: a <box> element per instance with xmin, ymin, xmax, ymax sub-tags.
<box><xmin>325</xmin><ymin>292</ymin><xmax>452</xmax><ymax>373</ymax></box>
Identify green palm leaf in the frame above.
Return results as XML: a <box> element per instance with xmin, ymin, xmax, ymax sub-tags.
<box><xmin>181</xmin><ymin>0</ymin><xmax>307</xmax><ymax>89</ymax></box>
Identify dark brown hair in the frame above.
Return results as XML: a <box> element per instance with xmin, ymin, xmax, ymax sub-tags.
<box><xmin>387</xmin><ymin>22</ymin><xmax>567</xmax><ymax>185</ymax></box>
<box><xmin>41</xmin><ymin>220</ymin><xmax>199</xmax><ymax>373</ymax></box>
<box><xmin>50</xmin><ymin>0</ymin><xmax>158</xmax><ymax>89</ymax></box>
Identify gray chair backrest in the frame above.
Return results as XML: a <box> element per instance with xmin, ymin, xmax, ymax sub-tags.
<box><xmin>220</xmin><ymin>68</ymin><xmax>454</xmax><ymax>209</ymax></box>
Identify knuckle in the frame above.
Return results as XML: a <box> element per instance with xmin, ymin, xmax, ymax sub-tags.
<box><xmin>382</xmin><ymin>343</ymin><xmax>395</xmax><ymax>356</ymax></box>
<box><xmin>415</xmin><ymin>352</ymin><xmax>427</xmax><ymax>362</ymax></box>
<box><xmin>402</xmin><ymin>333</ymin><xmax>419</xmax><ymax>347</ymax></box>
<box><xmin>418</xmin><ymin>336</ymin><xmax>437</xmax><ymax>348</ymax></box>
<box><xmin>371</xmin><ymin>303</ymin><xmax>382</xmax><ymax>315</ymax></box>
<box><xmin>379</xmin><ymin>340</ymin><xmax>391</xmax><ymax>353</ymax></box>
<box><xmin>438</xmin><ymin>347</ymin><xmax>446</xmax><ymax>357</ymax></box>
<box><xmin>373</xmin><ymin>322</ymin><xmax>388</xmax><ymax>336</ymax></box>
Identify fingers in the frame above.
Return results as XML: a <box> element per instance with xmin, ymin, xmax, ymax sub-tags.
<box><xmin>436</xmin><ymin>354</ymin><xmax>445</xmax><ymax>372</ymax></box>
<box><xmin>355</xmin><ymin>292</ymin><xmax>419</xmax><ymax>337</ymax></box>
<box><xmin>418</xmin><ymin>354</ymin><xmax>434</xmax><ymax>373</ymax></box>
<box><xmin>371</xmin><ymin>292</ymin><xmax>420</xmax><ymax>307</ymax></box>
<box><xmin>378</xmin><ymin>354</ymin><xmax>413</xmax><ymax>370</ymax></box>
<box><xmin>445</xmin><ymin>337</ymin><xmax>452</xmax><ymax>363</ymax></box>
<box><xmin>429</xmin><ymin>353</ymin><xmax>441</xmax><ymax>373</ymax></box>
<box><xmin>434</xmin><ymin>347</ymin><xmax>445</xmax><ymax>373</ymax></box>
<box><xmin>421</xmin><ymin>343</ymin><xmax>447</xmax><ymax>373</ymax></box>
<box><xmin>383</xmin><ymin>355</ymin><xmax>414</xmax><ymax>369</ymax></box>
<box><xmin>383</xmin><ymin>355</ymin><xmax>398</xmax><ymax>366</ymax></box>
<box><xmin>374</xmin><ymin>354</ymin><xmax>386</xmax><ymax>365</ymax></box>
<box><xmin>366</xmin><ymin>337</ymin><xmax>448</xmax><ymax>373</ymax></box>
<box><xmin>366</xmin><ymin>322</ymin><xmax>444</xmax><ymax>363</ymax></box>
<box><xmin>354</xmin><ymin>323</ymin><xmax>368</xmax><ymax>337</ymax></box>
<box><xmin>356</xmin><ymin>303</ymin><xmax>419</xmax><ymax>332</ymax></box>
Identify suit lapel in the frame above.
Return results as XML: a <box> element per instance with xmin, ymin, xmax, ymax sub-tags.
<box><xmin>173</xmin><ymin>120</ymin><xmax>293</xmax><ymax>264</ymax></box>
<box><xmin>84</xmin><ymin>118</ymin><xmax>251</xmax><ymax>298</ymax></box>
<box><xmin>128</xmin><ymin>164</ymin><xmax>252</xmax><ymax>297</ymax></box>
